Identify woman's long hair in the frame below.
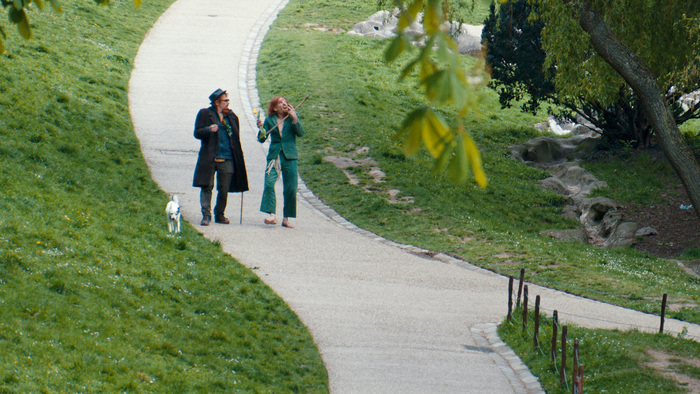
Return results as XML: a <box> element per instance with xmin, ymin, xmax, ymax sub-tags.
<box><xmin>267</xmin><ymin>96</ymin><xmax>285</xmax><ymax>117</ymax></box>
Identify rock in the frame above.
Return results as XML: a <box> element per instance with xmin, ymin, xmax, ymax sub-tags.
<box><xmin>670</xmin><ymin>259</ymin><xmax>700</xmax><ymax>278</ymax></box>
<box><xmin>533</xmin><ymin>121</ymin><xmax>548</xmax><ymax>132</ymax></box>
<box><xmin>513</xmin><ymin>121</ymin><xmax>655</xmax><ymax>251</ymax></box>
<box><xmin>347</xmin><ymin>9</ymin><xmax>484</xmax><ymax>56</ymax></box>
<box><xmin>549</xmin><ymin>163</ymin><xmax>596</xmax><ymax>189</ymax></box>
<box><xmin>547</xmin><ymin>116</ymin><xmax>575</xmax><ymax>135</ymax></box>
<box><xmin>679</xmin><ymin>91</ymin><xmax>700</xmax><ymax>112</ymax></box>
<box><xmin>510</xmin><ymin>137</ymin><xmax>568</xmax><ymax>163</ymax></box>
<box><xmin>604</xmin><ymin>221</ymin><xmax>641</xmax><ymax>248</ymax></box>
<box><xmin>540</xmin><ymin>228</ymin><xmax>588</xmax><ymax>243</ymax></box>
<box><xmin>346</xmin><ymin>10</ymin><xmax>400</xmax><ymax>39</ymax></box>
<box><xmin>538</xmin><ymin>114</ymin><xmax>604</xmax><ymax>136</ymax></box>
<box><xmin>510</xmin><ymin>134</ymin><xmax>599</xmax><ymax>165</ymax></box>
<box><xmin>540</xmin><ymin>177</ymin><xmax>569</xmax><ymax>195</ymax></box>
<box><xmin>580</xmin><ymin>197</ymin><xmax>618</xmax><ymax>223</ymax></box>
<box><xmin>570</xmin><ymin>124</ymin><xmax>592</xmax><ymax>136</ymax></box>
<box><xmin>561</xmin><ymin>205</ymin><xmax>581</xmax><ymax>221</ymax></box>
<box><xmin>635</xmin><ymin>226</ymin><xmax>658</xmax><ymax>237</ymax></box>
<box><xmin>368</xmin><ymin>167</ymin><xmax>386</xmax><ymax>183</ymax></box>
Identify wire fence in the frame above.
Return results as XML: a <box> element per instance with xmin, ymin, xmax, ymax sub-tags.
<box><xmin>505</xmin><ymin>268</ymin><xmax>679</xmax><ymax>393</ymax></box>
<box><xmin>506</xmin><ymin>268</ymin><xmax>698</xmax><ymax>341</ymax></box>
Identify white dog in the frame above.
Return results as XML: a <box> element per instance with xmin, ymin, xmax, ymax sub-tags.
<box><xmin>166</xmin><ymin>195</ymin><xmax>181</xmax><ymax>233</ymax></box>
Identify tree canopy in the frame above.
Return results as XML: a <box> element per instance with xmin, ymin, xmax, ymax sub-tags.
<box><xmin>535</xmin><ymin>0</ymin><xmax>700</xmax><ymax>109</ymax></box>
<box><xmin>483</xmin><ymin>0</ymin><xmax>700</xmax><ymax>148</ymax></box>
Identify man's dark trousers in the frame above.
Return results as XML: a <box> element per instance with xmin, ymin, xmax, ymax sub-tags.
<box><xmin>200</xmin><ymin>159</ymin><xmax>233</xmax><ymax>219</ymax></box>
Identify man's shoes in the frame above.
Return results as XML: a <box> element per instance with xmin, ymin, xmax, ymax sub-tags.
<box><xmin>215</xmin><ymin>216</ymin><xmax>230</xmax><ymax>224</ymax></box>
<box><xmin>200</xmin><ymin>217</ymin><xmax>211</xmax><ymax>226</ymax></box>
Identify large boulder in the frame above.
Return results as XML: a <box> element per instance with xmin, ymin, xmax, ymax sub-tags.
<box><xmin>347</xmin><ymin>10</ymin><xmax>484</xmax><ymax>56</ymax></box>
<box><xmin>510</xmin><ymin>134</ymin><xmax>599</xmax><ymax>165</ymax></box>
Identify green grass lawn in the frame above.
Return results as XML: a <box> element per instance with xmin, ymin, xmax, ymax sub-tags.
<box><xmin>0</xmin><ymin>1</ymin><xmax>327</xmax><ymax>391</ymax></box>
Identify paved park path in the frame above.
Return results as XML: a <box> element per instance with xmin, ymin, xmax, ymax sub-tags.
<box><xmin>129</xmin><ymin>0</ymin><xmax>699</xmax><ymax>392</ymax></box>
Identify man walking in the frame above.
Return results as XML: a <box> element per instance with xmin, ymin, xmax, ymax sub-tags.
<box><xmin>193</xmin><ymin>89</ymin><xmax>249</xmax><ymax>225</ymax></box>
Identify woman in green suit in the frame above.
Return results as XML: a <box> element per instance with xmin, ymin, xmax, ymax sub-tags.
<box><xmin>257</xmin><ymin>96</ymin><xmax>305</xmax><ymax>228</ymax></box>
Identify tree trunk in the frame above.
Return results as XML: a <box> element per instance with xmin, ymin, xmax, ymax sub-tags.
<box><xmin>563</xmin><ymin>0</ymin><xmax>700</xmax><ymax>219</ymax></box>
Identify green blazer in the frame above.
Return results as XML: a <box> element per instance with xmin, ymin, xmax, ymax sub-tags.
<box><xmin>258</xmin><ymin>115</ymin><xmax>305</xmax><ymax>160</ymax></box>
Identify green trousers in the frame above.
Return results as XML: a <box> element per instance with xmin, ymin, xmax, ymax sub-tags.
<box><xmin>260</xmin><ymin>154</ymin><xmax>298</xmax><ymax>218</ymax></box>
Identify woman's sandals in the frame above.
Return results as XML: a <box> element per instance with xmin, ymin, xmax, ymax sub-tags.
<box><xmin>264</xmin><ymin>216</ymin><xmax>277</xmax><ymax>225</ymax></box>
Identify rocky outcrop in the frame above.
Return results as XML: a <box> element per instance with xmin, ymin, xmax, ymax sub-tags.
<box><xmin>510</xmin><ymin>128</ymin><xmax>657</xmax><ymax>248</ymax></box>
<box><xmin>347</xmin><ymin>10</ymin><xmax>484</xmax><ymax>56</ymax></box>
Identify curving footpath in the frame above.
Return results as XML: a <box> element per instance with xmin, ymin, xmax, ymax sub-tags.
<box><xmin>129</xmin><ymin>0</ymin><xmax>700</xmax><ymax>392</ymax></box>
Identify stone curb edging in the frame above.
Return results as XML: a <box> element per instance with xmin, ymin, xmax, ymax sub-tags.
<box><xmin>236</xmin><ymin>2</ymin><xmax>540</xmax><ymax>391</ymax></box>
<box><xmin>472</xmin><ymin>323</ymin><xmax>545</xmax><ymax>394</ymax></box>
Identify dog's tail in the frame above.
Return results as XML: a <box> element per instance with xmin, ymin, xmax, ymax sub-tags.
<box><xmin>171</xmin><ymin>194</ymin><xmax>179</xmax><ymax>204</ymax></box>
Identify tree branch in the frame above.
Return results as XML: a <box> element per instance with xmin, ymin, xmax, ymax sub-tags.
<box><xmin>561</xmin><ymin>0</ymin><xmax>700</xmax><ymax>218</ymax></box>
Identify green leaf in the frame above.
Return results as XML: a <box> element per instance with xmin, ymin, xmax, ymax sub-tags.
<box><xmin>8</xmin><ymin>6</ymin><xmax>22</xmax><ymax>23</ymax></box>
<box><xmin>133</xmin><ymin>0</ymin><xmax>141</xmax><ymax>8</ymax></box>
<box><xmin>447</xmin><ymin>134</ymin><xmax>469</xmax><ymax>183</ymax></box>
<box><xmin>0</xmin><ymin>36</ymin><xmax>4</xmax><ymax>55</ymax></box>
<box><xmin>12</xmin><ymin>0</ymin><xmax>23</xmax><ymax>10</ymax></box>
<box><xmin>422</xmin><ymin>68</ymin><xmax>467</xmax><ymax>106</ymax></box>
<box><xmin>34</xmin><ymin>0</ymin><xmax>44</xmax><ymax>10</ymax></box>
<box><xmin>49</xmin><ymin>0</ymin><xmax>63</xmax><ymax>12</ymax></box>
<box><xmin>384</xmin><ymin>34</ymin><xmax>406</xmax><ymax>64</ymax></box>
<box><xmin>434</xmin><ymin>32</ymin><xmax>458</xmax><ymax>64</ymax></box>
<box><xmin>423</xmin><ymin>0</ymin><xmax>441</xmax><ymax>35</ymax></box>
<box><xmin>433</xmin><ymin>131</ymin><xmax>488</xmax><ymax>186</ymax></box>
<box><xmin>422</xmin><ymin>109</ymin><xmax>450</xmax><ymax>158</ymax></box>
<box><xmin>433</xmin><ymin>142</ymin><xmax>452</xmax><ymax>174</ymax></box>
<box><xmin>395</xmin><ymin>107</ymin><xmax>429</xmax><ymax>156</ymax></box>
<box><xmin>399</xmin><ymin>58</ymin><xmax>419</xmax><ymax>81</ymax></box>
<box><xmin>10</xmin><ymin>8</ymin><xmax>31</xmax><ymax>40</ymax></box>
<box><xmin>418</xmin><ymin>55</ymin><xmax>437</xmax><ymax>82</ymax></box>
<box><xmin>464</xmin><ymin>132</ymin><xmax>487</xmax><ymax>188</ymax></box>
<box><xmin>398</xmin><ymin>0</ymin><xmax>422</xmax><ymax>31</ymax></box>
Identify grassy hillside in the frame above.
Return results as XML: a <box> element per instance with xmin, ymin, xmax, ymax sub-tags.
<box><xmin>0</xmin><ymin>1</ymin><xmax>327</xmax><ymax>391</ymax></box>
<box><xmin>256</xmin><ymin>0</ymin><xmax>699</xmax><ymax>324</ymax></box>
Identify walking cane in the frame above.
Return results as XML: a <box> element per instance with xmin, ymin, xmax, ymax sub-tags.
<box><xmin>264</xmin><ymin>95</ymin><xmax>310</xmax><ymax>138</ymax></box>
<box><xmin>240</xmin><ymin>192</ymin><xmax>244</xmax><ymax>225</ymax></box>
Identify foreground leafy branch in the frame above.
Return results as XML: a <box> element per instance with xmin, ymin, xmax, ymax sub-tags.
<box><xmin>384</xmin><ymin>0</ymin><xmax>488</xmax><ymax>187</ymax></box>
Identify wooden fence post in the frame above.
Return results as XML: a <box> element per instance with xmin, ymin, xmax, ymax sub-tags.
<box><xmin>572</xmin><ymin>339</ymin><xmax>579</xmax><ymax>394</ymax></box>
<box><xmin>516</xmin><ymin>268</ymin><xmax>525</xmax><ymax>307</ymax></box>
<box><xmin>534</xmin><ymin>295</ymin><xmax>540</xmax><ymax>349</ymax></box>
<box><xmin>522</xmin><ymin>285</ymin><xmax>529</xmax><ymax>332</ymax></box>
<box><xmin>551</xmin><ymin>310</ymin><xmax>558</xmax><ymax>362</ymax></box>
<box><xmin>508</xmin><ymin>276</ymin><xmax>514</xmax><ymax>321</ymax></box>
<box><xmin>660</xmin><ymin>293</ymin><xmax>667</xmax><ymax>334</ymax></box>
<box><xmin>575</xmin><ymin>365</ymin><xmax>584</xmax><ymax>394</ymax></box>
<box><xmin>560</xmin><ymin>325</ymin><xmax>567</xmax><ymax>385</ymax></box>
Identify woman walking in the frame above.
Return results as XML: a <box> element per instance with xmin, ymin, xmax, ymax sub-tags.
<box><xmin>257</xmin><ymin>96</ymin><xmax>305</xmax><ymax>228</ymax></box>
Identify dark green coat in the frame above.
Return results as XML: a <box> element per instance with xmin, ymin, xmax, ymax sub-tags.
<box><xmin>193</xmin><ymin>107</ymin><xmax>249</xmax><ymax>192</ymax></box>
